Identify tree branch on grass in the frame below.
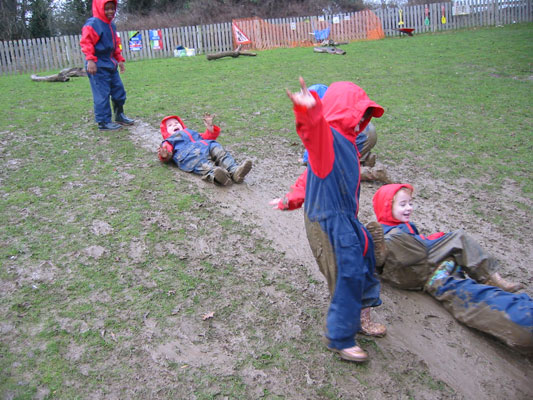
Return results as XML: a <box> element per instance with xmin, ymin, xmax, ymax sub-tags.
<box><xmin>31</xmin><ymin>67</ymin><xmax>87</xmax><ymax>82</ymax></box>
<box><xmin>206</xmin><ymin>45</ymin><xmax>257</xmax><ymax>60</ymax></box>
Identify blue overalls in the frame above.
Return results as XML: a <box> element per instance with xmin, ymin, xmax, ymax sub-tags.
<box><xmin>305</xmin><ymin>128</ymin><xmax>381</xmax><ymax>350</ymax></box>
<box><xmin>163</xmin><ymin>128</ymin><xmax>221</xmax><ymax>174</ymax></box>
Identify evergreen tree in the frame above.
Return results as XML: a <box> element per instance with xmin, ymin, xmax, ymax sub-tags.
<box><xmin>28</xmin><ymin>0</ymin><xmax>53</xmax><ymax>38</ymax></box>
<box><xmin>53</xmin><ymin>0</ymin><xmax>92</xmax><ymax>35</ymax></box>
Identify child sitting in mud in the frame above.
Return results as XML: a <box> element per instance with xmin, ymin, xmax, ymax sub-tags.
<box><xmin>158</xmin><ymin>113</ymin><xmax>252</xmax><ymax>186</ymax></box>
<box><xmin>368</xmin><ymin>183</ymin><xmax>533</xmax><ymax>353</ymax></box>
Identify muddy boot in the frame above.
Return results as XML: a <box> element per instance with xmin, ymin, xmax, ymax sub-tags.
<box><xmin>359</xmin><ymin>307</ymin><xmax>387</xmax><ymax>337</ymax></box>
<box><xmin>202</xmin><ymin>167</ymin><xmax>232</xmax><ymax>186</ymax></box>
<box><xmin>362</xmin><ymin>153</ymin><xmax>376</xmax><ymax>168</ymax></box>
<box><xmin>424</xmin><ymin>259</ymin><xmax>456</xmax><ymax>294</ymax></box>
<box><xmin>328</xmin><ymin>345</ymin><xmax>368</xmax><ymax>362</ymax></box>
<box><xmin>486</xmin><ymin>272</ymin><xmax>524</xmax><ymax>293</ymax></box>
<box><xmin>360</xmin><ymin>165</ymin><xmax>390</xmax><ymax>183</ymax></box>
<box><xmin>210</xmin><ymin>145</ymin><xmax>252</xmax><ymax>183</ymax></box>
<box><xmin>231</xmin><ymin>160</ymin><xmax>253</xmax><ymax>183</ymax></box>
<box><xmin>365</xmin><ymin>221</ymin><xmax>388</xmax><ymax>269</ymax></box>
<box><xmin>113</xmin><ymin>101</ymin><xmax>135</xmax><ymax>125</ymax></box>
<box><xmin>98</xmin><ymin>121</ymin><xmax>122</xmax><ymax>131</ymax></box>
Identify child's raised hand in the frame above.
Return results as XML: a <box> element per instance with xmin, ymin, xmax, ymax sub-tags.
<box><xmin>286</xmin><ymin>77</ymin><xmax>316</xmax><ymax>108</ymax></box>
<box><xmin>203</xmin><ymin>113</ymin><xmax>216</xmax><ymax>131</ymax></box>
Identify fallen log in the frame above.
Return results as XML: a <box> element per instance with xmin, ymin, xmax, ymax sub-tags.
<box><xmin>313</xmin><ymin>47</ymin><xmax>346</xmax><ymax>55</ymax></box>
<box><xmin>206</xmin><ymin>45</ymin><xmax>257</xmax><ymax>60</ymax></box>
<box><xmin>31</xmin><ymin>67</ymin><xmax>87</xmax><ymax>82</ymax></box>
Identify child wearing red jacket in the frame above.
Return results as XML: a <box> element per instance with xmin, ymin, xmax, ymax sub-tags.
<box><xmin>80</xmin><ymin>0</ymin><xmax>134</xmax><ymax>130</ymax></box>
<box><xmin>285</xmin><ymin>78</ymin><xmax>386</xmax><ymax>362</ymax></box>
<box><xmin>369</xmin><ymin>183</ymin><xmax>532</xmax><ymax>353</ymax></box>
<box><xmin>158</xmin><ymin>113</ymin><xmax>252</xmax><ymax>186</ymax></box>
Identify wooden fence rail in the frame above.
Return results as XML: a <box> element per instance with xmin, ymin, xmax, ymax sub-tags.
<box><xmin>1</xmin><ymin>0</ymin><xmax>531</xmax><ymax>76</ymax></box>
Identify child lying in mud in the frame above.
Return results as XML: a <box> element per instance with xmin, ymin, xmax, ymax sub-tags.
<box><xmin>158</xmin><ymin>113</ymin><xmax>252</xmax><ymax>186</ymax></box>
<box><xmin>368</xmin><ymin>183</ymin><xmax>533</xmax><ymax>354</ymax></box>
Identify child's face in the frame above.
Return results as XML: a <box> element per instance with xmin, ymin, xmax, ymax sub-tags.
<box><xmin>166</xmin><ymin>118</ymin><xmax>183</xmax><ymax>135</ymax></box>
<box><xmin>392</xmin><ymin>189</ymin><xmax>413</xmax><ymax>223</ymax></box>
<box><xmin>355</xmin><ymin>107</ymin><xmax>373</xmax><ymax>132</ymax></box>
<box><xmin>104</xmin><ymin>2</ymin><xmax>116</xmax><ymax>20</ymax></box>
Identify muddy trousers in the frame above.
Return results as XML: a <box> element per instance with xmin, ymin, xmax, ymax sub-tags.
<box><xmin>209</xmin><ymin>143</ymin><xmax>240</xmax><ymax>174</ymax></box>
<box><xmin>381</xmin><ymin>230</ymin><xmax>499</xmax><ymax>290</ymax></box>
<box><xmin>305</xmin><ymin>214</ymin><xmax>382</xmax><ymax>350</ymax></box>
<box><xmin>356</xmin><ymin>123</ymin><xmax>377</xmax><ymax>164</ymax></box>
<box><xmin>190</xmin><ymin>143</ymin><xmax>234</xmax><ymax>184</ymax></box>
<box><xmin>426</xmin><ymin>276</ymin><xmax>533</xmax><ymax>353</ymax></box>
<box><xmin>427</xmin><ymin>230</ymin><xmax>498</xmax><ymax>282</ymax></box>
<box><xmin>88</xmin><ymin>67</ymin><xmax>126</xmax><ymax>124</ymax></box>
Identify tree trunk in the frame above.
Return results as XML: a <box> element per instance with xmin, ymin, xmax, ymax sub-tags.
<box><xmin>31</xmin><ymin>67</ymin><xmax>87</xmax><ymax>82</ymax></box>
<box><xmin>206</xmin><ymin>45</ymin><xmax>257</xmax><ymax>60</ymax></box>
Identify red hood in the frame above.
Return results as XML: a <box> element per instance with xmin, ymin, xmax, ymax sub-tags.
<box><xmin>373</xmin><ymin>183</ymin><xmax>414</xmax><ymax>225</ymax></box>
<box><xmin>160</xmin><ymin>115</ymin><xmax>187</xmax><ymax>140</ymax></box>
<box><xmin>93</xmin><ymin>0</ymin><xmax>117</xmax><ymax>23</ymax></box>
<box><xmin>321</xmin><ymin>81</ymin><xmax>384</xmax><ymax>143</ymax></box>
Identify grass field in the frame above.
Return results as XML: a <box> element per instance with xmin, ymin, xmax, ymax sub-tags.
<box><xmin>1</xmin><ymin>23</ymin><xmax>532</xmax><ymax>399</ymax></box>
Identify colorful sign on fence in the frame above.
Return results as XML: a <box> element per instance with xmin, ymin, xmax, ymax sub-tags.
<box><xmin>149</xmin><ymin>29</ymin><xmax>163</xmax><ymax>50</ymax></box>
<box><xmin>128</xmin><ymin>31</ymin><xmax>142</xmax><ymax>51</ymax></box>
<box><xmin>232</xmin><ymin>23</ymin><xmax>251</xmax><ymax>45</ymax></box>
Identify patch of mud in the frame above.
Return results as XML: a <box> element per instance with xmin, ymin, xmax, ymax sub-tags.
<box><xmin>129</xmin><ymin>121</ymin><xmax>533</xmax><ymax>399</ymax></box>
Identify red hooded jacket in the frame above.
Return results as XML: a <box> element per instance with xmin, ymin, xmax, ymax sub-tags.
<box><xmin>278</xmin><ymin>82</ymin><xmax>384</xmax><ymax>210</ymax></box>
<box><xmin>80</xmin><ymin>0</ymin><xmax>125</xmax><ymax>67</ymax></box>
<box><xmin>373</xmin><ymin>183</ymin><xmax>445</xmax><ymax>241</ymax></box>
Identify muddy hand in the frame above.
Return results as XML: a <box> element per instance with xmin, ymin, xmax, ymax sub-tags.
<box><xmin>269</xmin><ymin>198</ymin><xmax>282</xmax><ymax>210</ymax></box>
<box><xmin>286</xmin><ymin>77</ymin><xmax>316</xmax><ymax>108</ymax></box>
<box><xmin>203</xmin><ymin>113</ymin><xmax>216</xmax><ymax>131</ymax></box>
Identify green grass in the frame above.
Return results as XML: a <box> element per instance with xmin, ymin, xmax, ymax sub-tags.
<box><xmin>0</xmin><ymin>23</ymin><xmax>532</xmax><ymax>399</ymax></box>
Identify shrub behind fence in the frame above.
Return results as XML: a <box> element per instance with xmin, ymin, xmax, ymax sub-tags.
<box><xmin>0</xmin><ymin>0</ymin><xmax>531</xmax><ymax>76</ymax></box>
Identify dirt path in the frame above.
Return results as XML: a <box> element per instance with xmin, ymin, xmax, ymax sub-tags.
<box><xmin>130</xmin><ymin>121</ymin><xmax>533</xmax><ymax>399</ymax></box>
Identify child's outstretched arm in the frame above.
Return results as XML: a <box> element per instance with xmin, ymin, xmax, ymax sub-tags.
<box><xmin>270</xmin><ymin>169</ymin><xmax>308</xmax><ymax>211</ymax></box>
<box><xmin>287</xmin><ymin>77</ymin><xmax>333</xmax><ymax>179</ymax></box>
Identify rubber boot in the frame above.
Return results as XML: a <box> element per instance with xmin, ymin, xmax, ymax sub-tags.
<box><xmin>98</xmin><ymin>121</ymin><xmax>122</xmax><ymax>131</ymax></box>
<box><xmin>359</xmin><ymin>307</ymin><xmax>387</xmax><ymax>337</ymax></box>
<box><xmin>113</xmin><ymin>102</ymin><xmax>135</xmax><ymax>125</ymax></box>
<box><xmin>362</xmin><ymin>153</ymin><xmax>376</xmax><ymax>168</ymax></box>
<box><xmin>365</xmin><ymin>221</ymin><xmax>388</xmax><ymax>269</ymax></box>
<box><xmin>486</xmin><ymin>272</ymin><xmax>524</xmax><ymax>293</ymax></box>
<box><xmin>202</xmin><ymin>167</ymin><xmax>232</xmax><ymax>186</ymax></box>
<box><xmin>360</xmin><ymin>165</ymin><xmax>390</xmax><ymax>183</ymax></box>
<box><xmin>210</xmin><ymin>146</ymin><xmax>252</xmax><ymax>183</ymax></box>
<box><xmin>328</xmin><ymin>345</ymin><xmax>368</xmax><ymax>362</ymax></box>
<box><xmin>424</xmin><ymin>259</ymin><xmax>456</xmax><ymax>294</ymax></box>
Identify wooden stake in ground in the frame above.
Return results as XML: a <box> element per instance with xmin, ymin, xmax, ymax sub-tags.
<box><xmin>31</xmin><ymin>67</ymin><xmax>87</xmax><ymax>82</ymax></box>
<box><xmin>206</xmin><ymin>45</ymin><xmax>257</xmax><ymax>60</ymax></box>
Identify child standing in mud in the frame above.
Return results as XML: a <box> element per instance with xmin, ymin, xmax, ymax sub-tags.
<box><xmin>285</xmin><ymin>77</ymin><xmax>386</xmax><ymax>362</ymax></box>
<box><xmin>369</xmin><ymin>183</ymin><xmax>533</xmax><ymax>353</ymax></box>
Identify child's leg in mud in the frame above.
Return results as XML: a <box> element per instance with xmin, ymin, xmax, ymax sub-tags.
<box><xmin>427</xmin><ymin>275</ymin><xmax>533</xmax><ymax>352</ymax></box>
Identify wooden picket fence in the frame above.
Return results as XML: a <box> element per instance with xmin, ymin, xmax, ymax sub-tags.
<box><xmin>0</xmin><ymin>0</ymin><xmax>531</xmax><ymax>76</ymax></box>
<box><xmin>375</xmin><ymin>0</ymin><xmax>532</xmax><ymax>36</ymax></box>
